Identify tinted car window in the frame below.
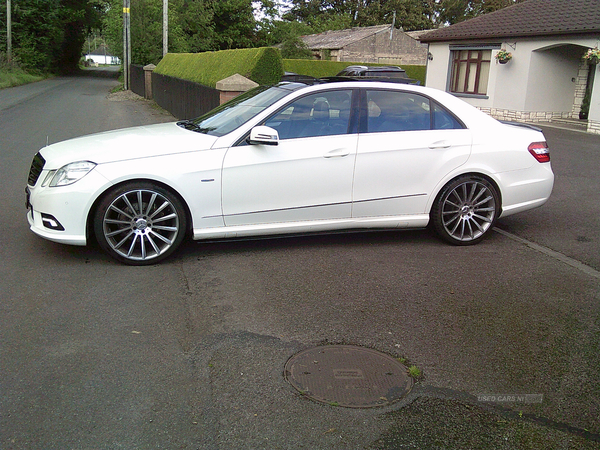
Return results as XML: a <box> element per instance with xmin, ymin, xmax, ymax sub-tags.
<box><xmin>365</xmin><ymin>90</ymin><xmax>464</xmax><ymax>132</ymax></box>
<box><xmin>366</xmin><ymin>90</ymin><xmax>431</xmax><ymax>132</ymax></box>
<box><xmin>264</xmin><ymin>90</ymin><xmax>353</xmax><ymax>140</ymax></box>
<box><xmin>433</xmin><ymin>102</ymin><xmax>464</xmax><ymax>129</ymax></box>
<box><xmin>184</xmin><ymin>84</ymin><xmax>300</xmax><ymax>137</ymax></box>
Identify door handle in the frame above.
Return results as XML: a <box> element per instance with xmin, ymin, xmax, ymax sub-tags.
<box><xmin>324</xmin><ymin>149</ymin><xmax>350</xmax><ymax>158</ymax></box>
<box><xmin>429</xmin><ymin>140</ymin><xmax>451</xmax><ymax>149</ymax></box>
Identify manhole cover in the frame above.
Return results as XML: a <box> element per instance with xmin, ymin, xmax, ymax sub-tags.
<box><xmin>284</xmin><ymin>345</ymin><xmax>412</xmax><ymax>408</ymax></box>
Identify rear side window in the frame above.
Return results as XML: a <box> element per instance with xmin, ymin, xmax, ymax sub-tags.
<box><xmin>365</xmin><ymin>90</ymin><xmax>464</xmax><ymax>132</ymax></box>
<box><xmin>433</xmin><ymin>102</ymin><xmax>464</xmax><ymax>129</ymax></box>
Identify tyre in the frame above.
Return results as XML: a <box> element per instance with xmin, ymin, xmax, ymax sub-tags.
<box><xmin>93</xmin><ymin>182</ymin><xmax>188</xmax><ymax>265</ymax></box>
<box><xmin>430</xmin><ymin>175</ymin><xmax>499</xmax><ymax>245</ymax></box>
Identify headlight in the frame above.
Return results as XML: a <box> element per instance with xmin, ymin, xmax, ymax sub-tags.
<box><xmin>49</xmin><ymin>161</ymin><xmax>97</xmax><ymax>187</ymax></box>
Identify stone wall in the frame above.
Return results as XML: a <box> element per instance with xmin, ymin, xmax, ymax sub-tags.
<box><xmin>587</xmin><ymin>120</ymin><xmax>600</xmax><ymax>134</ymax></box>
<box><xmin>478</xmin><ymin>107</ymin><xmax>573</xmax><ymax>122</ymax></box>
<box><xmin>572</xmin><ymin>60</ymin><xmax>590</xmax><ymax>118</ymax></box>
<box><xmin>337</xmin><ymin>31</ymin><xmax>427</xmax><ymax>65</ymax></box>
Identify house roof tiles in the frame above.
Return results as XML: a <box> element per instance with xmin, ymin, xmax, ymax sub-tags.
<box><xmin>420</xmin><ymin>0</ymin><xmax>600</xmax><ymax>42</ymax></box>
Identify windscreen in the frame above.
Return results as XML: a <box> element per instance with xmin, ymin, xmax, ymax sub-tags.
<box><xmin>181</xmin><ymin>84</ymin><xmax>301</xmax><ymax>137</ymax></box>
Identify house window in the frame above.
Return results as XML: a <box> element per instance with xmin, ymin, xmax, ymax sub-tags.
<box><xmin>450</xmin><ymin>50</ymin><xmax>491</xmax><ymax>95</ymax></box>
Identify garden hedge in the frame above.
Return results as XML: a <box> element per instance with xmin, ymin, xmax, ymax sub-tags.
<box><xmin>154</xmin><ymin>47</ymin><xmax>284</xmax><ymax>88</ymax></box>
<box><xmin>154</xmin><ymin>48</ymin><xmax>426</xmax><ymax>88</ymax></box>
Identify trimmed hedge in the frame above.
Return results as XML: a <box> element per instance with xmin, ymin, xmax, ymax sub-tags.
<box><xmin>154</xmin><ymin>48</ymin><xmax>426</xmax><ymax>88</ymax></box>
<box><xmin>283</xmin><ymin>59</ymin><xmax>426</xmax><ymax>85</ymax></box>
<box><xmin>154</xmin><ymin>47</ymin><xmax>284</xmax><ymax>88</ymax></box>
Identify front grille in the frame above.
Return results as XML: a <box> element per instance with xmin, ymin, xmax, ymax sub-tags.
<box><xmin>28</xmin><ymin>152</ymin><xmax>46</xmax><ymax>186</ymax></box>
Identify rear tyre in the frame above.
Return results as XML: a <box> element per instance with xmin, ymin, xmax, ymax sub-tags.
<box><xmin>93</xmin><ymin>182</ymin><xmax>187</xmax><ymax>265</ymax></box>
<box><xmin>430</xmin><ymin>175</ymin><xmax>499</xmax><ymax>245</ymax></box>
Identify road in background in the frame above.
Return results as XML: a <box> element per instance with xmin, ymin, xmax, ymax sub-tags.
<box><xmin>1</xmin><ymin>73</ymin><xmax>598</xmax><ymax>449</ymax></box>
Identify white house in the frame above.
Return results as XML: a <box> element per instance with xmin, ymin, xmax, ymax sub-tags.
<box><xmin>420</xmin><ymin>0</ymin><xmax>600</xmax><ymax>134</ymax></box>
<box><xmin>85</xmin><ymin>45</ymin><xmax>120</xmax><ymax>65</ymax></box>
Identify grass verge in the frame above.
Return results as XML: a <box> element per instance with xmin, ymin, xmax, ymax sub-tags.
<box><xmin>0</xmin><ymin>67</ymin><xmax>45</xmax><ymax>89</ymax></box>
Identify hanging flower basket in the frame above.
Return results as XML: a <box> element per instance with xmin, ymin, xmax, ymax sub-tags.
<box><xmin>584</xmin><ymin>47</ymin><xmax>600</xmax><ymax>65</ymax></box>
<box><xmin>495</xmin><ymin>49</ymin><xmax>512</xmax><ymax>64</ymax></box>
<box><xmin>584</xmin><ymin>47</ymin><xmax>600</xmax><ymax>64</ymax></box>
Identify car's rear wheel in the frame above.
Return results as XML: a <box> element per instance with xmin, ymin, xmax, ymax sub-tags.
<box><xmin>430</xmin><ymin>175</ymin><xmax>499</xmax><ymax>245</ymax></box>
<box><xmin>94</xmin><ymin>182</ymin><xmax>187</xmax><ymax>265</ymax></box>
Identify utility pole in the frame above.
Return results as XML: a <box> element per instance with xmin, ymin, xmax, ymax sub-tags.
<box><xmin>7</xmin><ymin>0</ymin><xmax>11</xmax><ymax>67</ymax></box>
<box><xmin>123</xmin><ymin>0</ymin><xmax>131</xmax><ymax>89</ymax></box>
<box><xmin>163</xmin><ymin>0</ymin><xmax>168</xmax><ymax>57</ymax></box>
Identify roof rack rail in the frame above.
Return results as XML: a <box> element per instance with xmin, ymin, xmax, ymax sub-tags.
<box><xmin>320</xmin><ymin>76</ymin><xmax>420</xmax><ymax>85</ymax></box>
<box><xmin>280</xmin><ymin>73</ymin><xmax>421</xmax><ymax>86</ymax></box>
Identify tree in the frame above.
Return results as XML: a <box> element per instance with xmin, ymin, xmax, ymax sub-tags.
<box><xmin>57</xmin><ymin>0</ymin><xmax>105</xmax><ymax>72</ymax></box>
<box><xmin>212</xmin><ymin>0</ymin><xmax>257</xmax><ymax>50</ymax></box>
<box><xmin>102</xmin><ymin>0</ymin><xmax>263</xmax><ymax>65</ymax></box>
<box><xmin>433</xmin><ymin>0</ymin><xmax>525</xmax><ymax>25</ymax></box>
<box><xmin>1</xmin><ymin>0</ymin><xmax>103</xmax><ymax>73</ymax></box>
<box><xmin>282</xmin><ymin>0</ymin><xmax>434</xmax><ymax>31</ymax></box>
<box><xmin>282</xmin><ymin>0</ymin><xmax>524</xmax><ymax>33</ymax></box>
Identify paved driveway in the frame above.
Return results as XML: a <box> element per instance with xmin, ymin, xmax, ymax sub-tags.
<box><xmin>0</xmin><ymin>76</ymin><xmax>598</xmax><ymax>449</ymax></box>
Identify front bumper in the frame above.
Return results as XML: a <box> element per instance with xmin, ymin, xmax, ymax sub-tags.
<box><xmin>26</xmin><ymin>169</ymin><xmax>111</xmax><ymax>246</ymax></box>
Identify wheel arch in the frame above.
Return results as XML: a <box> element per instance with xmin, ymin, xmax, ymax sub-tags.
<box><xmin>86</xmin><ymin>178</ymin><xmax>193</xmax><ymax>242</ymax></box>
<box><xmin>428</xmin><ymin>171</ymin><xmax>503</xmax><ymax>214</ymax></box>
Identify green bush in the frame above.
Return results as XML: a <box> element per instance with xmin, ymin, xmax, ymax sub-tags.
<box><xmin>154</xmin><ymin>47</ymin><xmax>283</xmax><ymax>88</ymax></box>
<box><xmin>0</xmin><ymin>56</ymin><xmax>45</xmax><ymax>89</ymax></box>
<box><xmin>283</xmin><ymin>59</ymin><xmax>426</xmax><ymax>85</ymax></box>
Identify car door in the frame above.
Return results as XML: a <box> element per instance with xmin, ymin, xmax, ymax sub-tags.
<box><xmin>222</xmin><ymin>89</ymin><xmax>357</xmax><ymax>226</ymax></box>
<box><xmin>352</xmin><ymin>88</ymin><xmax>472</xmax><ymax>218</ymax></box>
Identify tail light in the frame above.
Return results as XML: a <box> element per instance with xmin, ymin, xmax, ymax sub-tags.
<box><xmin>528</xmin><ymin>141</ymin><xmax>550</xmax><ymax>163</ymax></box>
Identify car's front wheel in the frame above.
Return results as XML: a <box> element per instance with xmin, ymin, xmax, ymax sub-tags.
<box><xmin>93</xmin><ymin>182</ymin><xmax>188</xmax><ymax>265</ymax></box>
<box><xmin>430</xmin><ymin>175</ymin><xmax>499</xmax><ymax>245</ymax></box>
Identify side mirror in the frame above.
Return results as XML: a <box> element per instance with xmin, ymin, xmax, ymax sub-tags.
<box><xmin>248</xmin><ymin>126</ymin><xmax>279</xmax><ymax>146</ymax></box>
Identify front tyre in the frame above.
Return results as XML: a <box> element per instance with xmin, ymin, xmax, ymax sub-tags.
<box><xmin>94</xmin><ymin>182</ymin><xmax>188</xmax><ymax>265</ymax></box>
<box><xmin>431</xmin><ymin>176</ymin><xmax>499</xmax><ymax>245</ymax></box>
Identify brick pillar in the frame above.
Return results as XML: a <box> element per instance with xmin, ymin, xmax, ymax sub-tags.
<box><xmin>143</xmin><ymin>64</ymin><xmax>156</xmax><ymax>99</ymax></box>
<box><xmin>216</xmin><ymin>74</ymin><xmax>259</xmax><ymax>105</ymax></box>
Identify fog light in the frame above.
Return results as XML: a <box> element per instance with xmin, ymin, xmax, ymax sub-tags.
<box><xmin>41</xmin><ymin>213</ymin><xmax>65</xmax><ymax>231</ymax></box>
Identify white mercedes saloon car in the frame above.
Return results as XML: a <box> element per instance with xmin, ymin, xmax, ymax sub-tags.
<box><xmin>26</xmin><ymin>80</ymin><xmax>554</xmax><ymax>265</ymax></box>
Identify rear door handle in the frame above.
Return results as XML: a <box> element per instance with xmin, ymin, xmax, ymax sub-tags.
<box><xmin>324</xmin><ymin>149</ymin><xmax>350</xmax><ymax>158</ymax></box>
<box><xmin>429</xmin><ymin>140</ymin><xmax>451</xmax><ymax>149</ymax></box>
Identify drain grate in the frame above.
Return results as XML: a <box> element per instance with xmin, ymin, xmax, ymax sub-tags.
<box><xmin>284</xmin><ymin>345</ymin><xmax>412</xmax><ymax>408</ymax></box>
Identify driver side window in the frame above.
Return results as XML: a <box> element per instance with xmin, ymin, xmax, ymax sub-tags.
<box><xmin>264</xmin><ymin>90</ymin><xmax>353</xmax><ymax>140</ymax></box>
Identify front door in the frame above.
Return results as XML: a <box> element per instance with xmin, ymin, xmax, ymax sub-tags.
<box><xmin>222</xmin><ymin>89</ymin><xmax>357</xmax><ymax>226</ymax></box>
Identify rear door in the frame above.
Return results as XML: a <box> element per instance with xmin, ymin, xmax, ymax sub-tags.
<box><xmin>352</xmin><ymin>89</ymin><xmax>472</xmax><ymax>217</ymax></box>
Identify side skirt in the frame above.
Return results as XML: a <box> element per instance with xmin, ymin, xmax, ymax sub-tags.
<box><xmin>192</xmin><ymin>215</ymin><xmax>430</xmax><ymax>241</ymax></box>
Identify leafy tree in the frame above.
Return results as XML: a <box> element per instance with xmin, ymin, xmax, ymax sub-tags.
<box><xmin>102</xmin><ymin>0</ymin><xmax>262</xmax><ymax>65</ymax></box>
<box><xmin>282</xmin><ymin>0</ymin><xmax>433</xmax><ymax>31</ymax></box>
<box><xmin>1</xmin><ymin>0</ymin><xmax>103</xmax><ymax>73</ymax></box>
<box><xmin>433</xmin><ymin>0</ymin><xmax>525</xmax><ymax>25</ymax></box>
<box><xmin>282</xmin><ymin>0</ymin><xmax>524</xmax><ymax>32</ymax></box>
<box><xmin>256</xmin><ymin>19</ymin><xmax>314</xmax><ymax>47</ymax></box>
<box><xmin>175</xmin><ymin>0</ymin><xmax>216</xmax><ymax>53</ymax></box>
<box><xmin>279</xmin><ymin>35</ymin><xmax>312</xmax><ymax>59</ymax></box>
<box><xmin>57</xmin><ymin>0</ymin><xmax>105</xmax><ymax>72</ymax></box>
<box><xmin>212</xmin><ymin>0</ymin><xmax>257</xmax><ymax>50</ymax></box>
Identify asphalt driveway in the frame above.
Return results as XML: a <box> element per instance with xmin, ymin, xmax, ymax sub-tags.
<box><xmin>0</xmin><ymin>75</ymin><xmax>598</xmax><ymax>449</ymax></box>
